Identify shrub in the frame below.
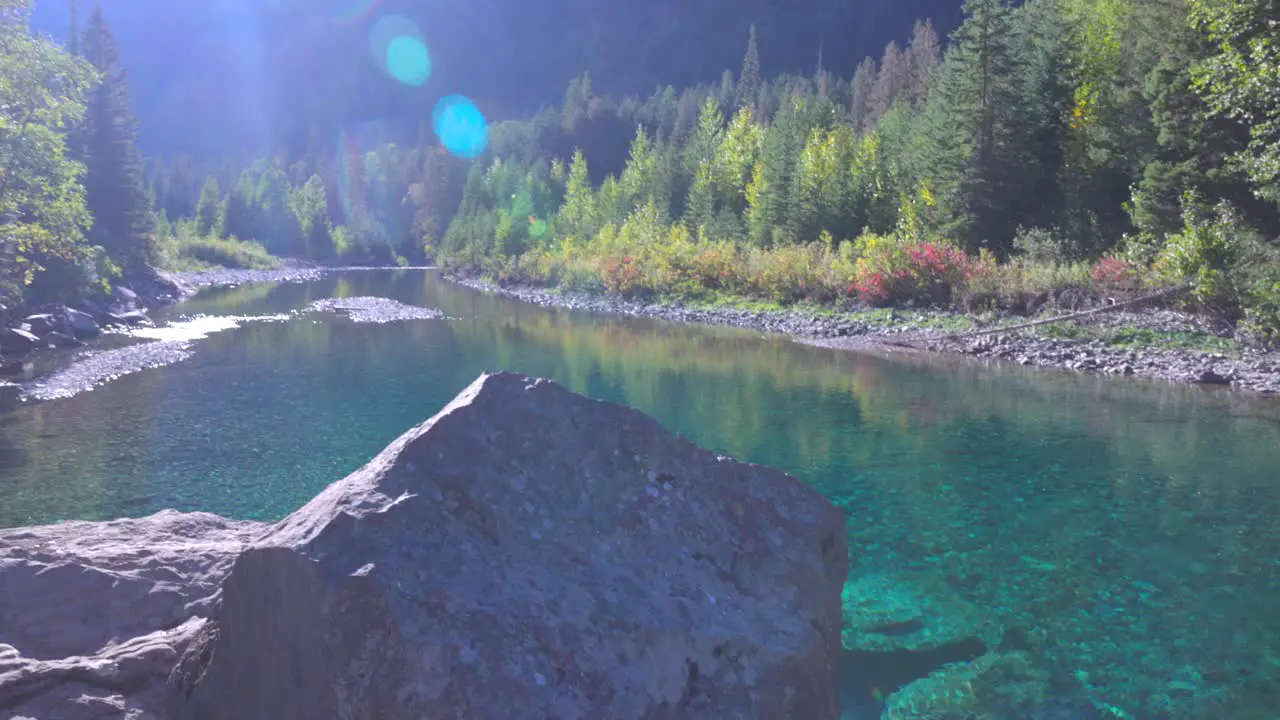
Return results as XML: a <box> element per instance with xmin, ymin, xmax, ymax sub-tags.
<box><xmin>1012</xmin><ymin>226</ymin><xmax>1075</xmax><ymax>265</ymax></box>
<box><xmin>1241</xmin><ymin>262</ymin><xmax>1280</xmax><ymax>348</ymax></box>
<box><xmin>157</xmin><ymin>220</ymin><xmax>279</xmax><ymax>271</ymax></box>
<box><xmin>597</xmin><ymin>254</ymin><xmax>651</xmax><ymax>298</ymax></box>
<box><xmin>1154</xmin><ymin>193</ymin><xmax>1250</xmax><ymax>316</ymax></box>
<box><xmin>1091</xmin><ymin>255</ymin><xmax>1141</xmax><ymax>287</ymax></box>
<box><xmin>851</xmin><ymin>235</ymin><xmax>971</xmax><ymax>307</ymax></box>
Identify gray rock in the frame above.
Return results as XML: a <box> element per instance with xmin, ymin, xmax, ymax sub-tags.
<box><xmin>0</xmin><ymin>511</ymin><xmax>267</xmax><ymax>662</ymax></box>
<box><xmin>20</xmin><ymin>339</ymin><xmax>196</xmax><ymax>401</ymax></box>
<box><xmin>43</xmin><ymin>331</ymin><xmax>83</xmax><ymax>349</ymax></box>
<box><xmin>306</xmin><ymin>296</ymin><xmax>444</xmax><ymax>323</ymax></box>
<box><xmin>113</xmin><ymin>310</ymin><xmax>154</xmax><ymax>328</ymax></box>
<box><xmin>64</xmin><ymin>308</ymin><xmax>101</xmax><ymax>339</ymax></box>
<box><xmin>0</xmin><ymin>381</ymin><xmax>20</xmax><ymax>411</ymax></box>
<box><xmin>108</xmin><ymin>285</ymin><xmax>141</xmax><ymax>314</ymax></box>
<box><xmin>169</xmin><ymin>372</ymin><xmax>848</xmax><ymax>720</ymax></box>
<box><xmin>0</xmin><ymin>618</ymin><xmax>205</xmax><ymax>720</ymax></box>
<box><xmin>0</xmin><ymin>328</ymin><xmax>39</xmax><ymax>355</ymax></box>
<box><xmin>0</xmin><ymin>511</ymin><xmax>264</xmax><ymax>719</ymax></box>
<box><xmin>20</xmin><ymin>314</ymin><xmax>61</xmax><ymax>337</ymax></box>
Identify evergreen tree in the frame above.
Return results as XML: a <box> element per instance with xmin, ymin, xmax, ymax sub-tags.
<box><xmin>195</xmin><ymin>177</ymin><xmax>221</xmax><ymax>236</ymax></box>
<box><xmin>919</xmin><ymin>0</ymin><xmax>1029</xmax><ymax>253</ymax></box>
<box><xmin>905</xmin><ymin>20</ymin><xmax>943</xmax><ymax>106</ymax></box>
<box><xmin>1132</xmin><ymin>0</ymin><xmax>1280</xmax><ymax>237</ymax></box>
<box><xmin>737</xmin><ymin>24</ymin><xmax>762</xmax><ymax>112</ymax></box>
<box><xmin>867</xmin><ymin>41</ymin><xmax>908</xmax><ymax>131</ymax></box>
<box><xmin>80</xmin><ymin>6</ymin><xmax>154</xmax><ymax>273</ymax></box>
<box><xmin>849</xmin><ymin>57</ymin><xmax>877</xmax><ymax>131</ymax></box>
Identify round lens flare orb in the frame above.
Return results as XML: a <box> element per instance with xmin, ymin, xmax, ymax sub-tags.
<box><xmin>432</xmin><ymin>95</ymin><xmax>489</xmax><ymax>159</ymax></box>
<box><xmin>369</xmin><ymin>15</ymin><xmax>431</xmax><ymax>86</ymax></box>
<box><xmin>387</xmin><ymin>36</ymin><xmax>431</xmax><ymax>86</ymax></box>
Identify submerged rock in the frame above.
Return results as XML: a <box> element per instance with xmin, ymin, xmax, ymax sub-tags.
<box><xmin>842</xmin><ymin>572</ymin><xmax>1003</xmax><ymax>692</ymax></box>
<box><xmin>880</xmin><ymin>651</ymin><xmax>1050</xmax><ymax>720</ymax></box>
<box><xmin>169</xmin><ymin>372</ymin><xmax>848</xmax><ymax>719</ymax></box>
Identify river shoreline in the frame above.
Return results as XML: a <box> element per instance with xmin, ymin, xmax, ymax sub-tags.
<box><xmin>1</xmin><ymin>265</ymin><xmax>420</xmax><ymax>406</ymax></box>
<box><xmin>443</xmin><ymin>273</ymin><xmax>1280</xmax><ymax>396</ymax></box>
<box><xmin>5</xmin><ymin>264</ymin><xmax>1277</xmax><ymax>408</ymax></box>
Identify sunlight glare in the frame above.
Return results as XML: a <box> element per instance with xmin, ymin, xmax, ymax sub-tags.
<box><xmin>432</xmin><ymin>95</ymin><xmax>489</xmax><ymax>159</ymax></box>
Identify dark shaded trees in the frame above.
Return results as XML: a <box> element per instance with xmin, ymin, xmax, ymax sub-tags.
<box><xmin>80</xmin><ymin>6</ymin><xmax>154</xmax><ymax>274</ymax></box>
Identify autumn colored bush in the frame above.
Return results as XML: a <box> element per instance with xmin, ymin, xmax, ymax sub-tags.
<box><xmin>600</xmin><ymin>254</ymin><xmax>653</xmax><ymax>298</ymax></box>
<box><xmin>850</xmin><ymin>235</ymin><xmax>972</xmax><ymax>307</ymax></box>
<box><xmin>1091</xmin><ymin>255</ymin><xmax>1140</xmax><ymax>286</ymax></box>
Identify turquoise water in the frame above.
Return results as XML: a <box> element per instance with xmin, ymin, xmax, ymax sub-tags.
<box><xmin>1</xmin><ymin>269</ymin><xmax>1278</xmax><ymax>718</ymax></box>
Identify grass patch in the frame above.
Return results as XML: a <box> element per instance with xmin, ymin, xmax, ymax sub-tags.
<box><xmin>157</xmin><ymin>219</ymin><xmax>281</xmax><ymax>271</ymax></box>
<box><xmin>1034</xmin><ymin>322</ymin><xmax>1239</xmax><ymax>353</ymax></box>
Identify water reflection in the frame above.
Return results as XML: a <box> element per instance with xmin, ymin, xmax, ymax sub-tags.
<box><xmin>1</xmin><ymin>269</ymin><xmax>1278</xmax><ymax>717</ymax></box>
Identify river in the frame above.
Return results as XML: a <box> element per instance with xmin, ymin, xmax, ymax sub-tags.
<box><xmin>1</xmin><ymin>268</ymin><xmax>1278</xmax><ymax>718</ymax></box>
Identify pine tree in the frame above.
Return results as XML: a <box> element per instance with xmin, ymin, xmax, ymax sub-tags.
<box><xmin>867</xmin><ymin>41</ymin><xmax>908</xmax><ymax>131</ymax></box>
<box><xmin>919</xmin><ymin>0</ymin><xmax>1030</xmax><ymax>253</ymax></box>
<box><xmin>905</xmin><ymin>20</ymin><xmax>942</xmax><ymax>106</ymax></box>
<box><xmin>80</xmin><ymin>6</ymin><xmax>155</xmax><ymax>273</ymax></box>
<box><xmin>737</xmin><ymin>24</ymin><xmax>762</xmax><ymax>112</ymax></box>
<box><xmin>555</xmin><ymin>150</ymin><xmax>596</xmax><ymax>242</ymax></box>
<box><xmin>1132</xmin><ymin>0</ymin><xmax>1278</xmax><ymax>237</ymax></box>
<box><xmin>195</xmin><ymin>177</ymin><xmax>221</xmax><ymax>236</ymax></box>
<box><xmin>849</xmin><ymin>57</ymin><xmax>877</xmax><ymax>132</ymax></box>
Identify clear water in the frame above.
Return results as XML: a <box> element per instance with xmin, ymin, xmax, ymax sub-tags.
<box><xmin>1</xmin><ymin>269</ymin><xmax>1278</xmax><ymax>718</ymax></box>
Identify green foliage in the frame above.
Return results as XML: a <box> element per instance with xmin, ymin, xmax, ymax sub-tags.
<box><xmin>1188</xmin><ymin>0</ymin><xmax>1280</xmax><ymax>204</ymax></box>
<box><xmin>156</xmin><ymin>218</ymin><xmax>279</xmax><ymax>271</ymax></box>
<box><xmin>1240</xmin><ymin>262</ymin><xmax>1280</xmax><ymax>347</ymax></box>
<box><xmin>0</xmin><ymin>0</ymin><xmax>99</xmax><ymax>305</ymax></box>
<box><xmin>80</xmin><ymin>6</ymin><xmax>156</xmax><ymax>274</ymax></box>
<box><xmin>83</xmin><ymin>0</ymin><xmax>1268</xmax><ymax>345</ymax></box>
<box><xmin>1154</xmin><ymin>192</ymin><xmax>1247</xmax><ymax>308</ymax></box>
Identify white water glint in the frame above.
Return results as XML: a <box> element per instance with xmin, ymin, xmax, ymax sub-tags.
<box><xmin>130</xmin><ymin>314</ymin><xmax>291</xmax><ymax>342</ymax></box>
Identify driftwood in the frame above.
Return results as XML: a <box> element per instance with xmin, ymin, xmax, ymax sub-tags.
<box><xmin>937</xmin><ymin>283</ymin><xmax>1193</xmax><ymax>341</ymax></box>
<box><xmin>878</xmin><ymin>283</ymin><xmax>1193</xmax><ymax>350</ymax></box>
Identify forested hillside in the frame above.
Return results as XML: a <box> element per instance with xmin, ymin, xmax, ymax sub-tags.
<box><xmin>5</xmin><ymin>0</ymin><xmax>1280</xmax><ymax>345</ymax></box>
<box><xmin>2</xmin><ymin>0</ymin><xmax>163</xmax><ymax>308</ymax></box>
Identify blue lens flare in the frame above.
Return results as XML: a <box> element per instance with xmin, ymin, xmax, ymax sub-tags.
<box><xmin>387</xmin><ymin>36</ymin><xmax>430</xmax><ymax>86</ymax></box>
<box><xmin>432</xmin><ymin>95</ymin><xmax>489</xmax><ymax>158</ymax></box>
<box><xmin>369</xmin><ymin>15</ymin><xmax>431</xmax><ymax>86</ymax></box>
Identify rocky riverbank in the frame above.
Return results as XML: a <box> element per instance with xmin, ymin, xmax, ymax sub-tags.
<box><xmin>445</xmin><ymin>274</ymin><xmax>1280</xmax><ymax>396</ymax></box>
<box><xmin>0</xmin><ymin>265</ymin><xmax>394</xmax><ymax>408</ymax></box>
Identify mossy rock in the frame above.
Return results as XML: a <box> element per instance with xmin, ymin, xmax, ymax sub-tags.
<box><xmin>842</xmin><ymin>572</ymin><xmax>1003</xmax><ymax>654</ymax></box>
<box><xmin>881</xmin><ymin>651</ymin><xmax>1051</xmax><ymax>720</ymax></box>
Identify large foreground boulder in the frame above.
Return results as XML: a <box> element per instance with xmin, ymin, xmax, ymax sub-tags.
<box><xmin>0</xmin><ymin>511</ymin><xmax>267</xmax><ymax>718</ymax></box>
<box><xmin>169</xmin><ymin>372</ymin><xmax>848</xmax><ymax>719</ymax></box>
